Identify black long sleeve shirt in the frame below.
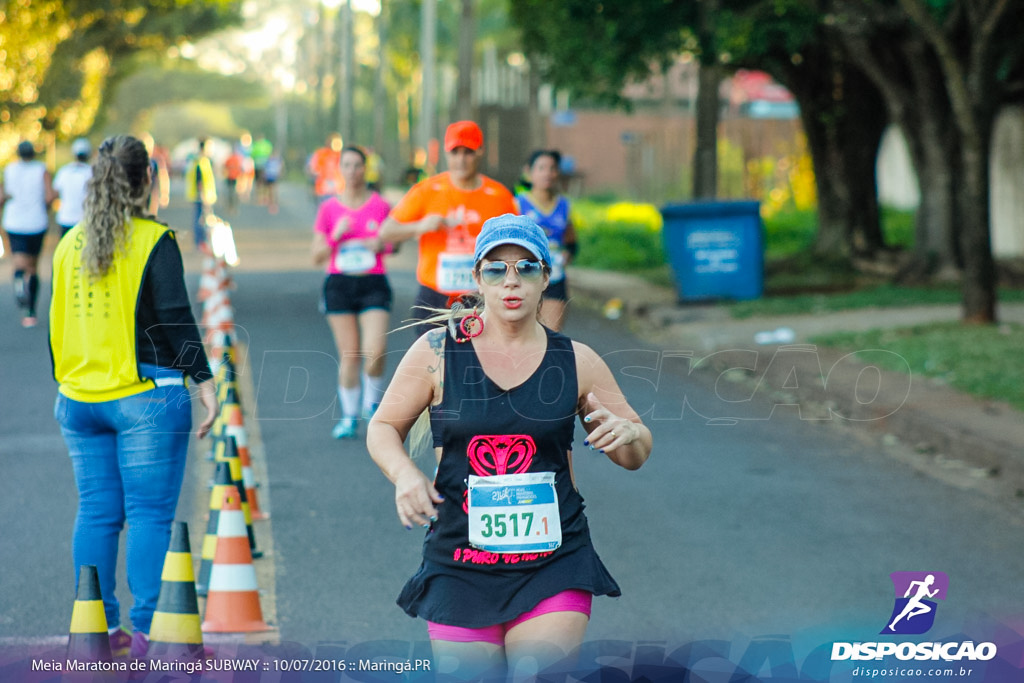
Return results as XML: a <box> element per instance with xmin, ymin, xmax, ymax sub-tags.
<box><xmin>136</xmin><ymin>232</ymin><xmax>213</xmax><ymax>384</ymax></box>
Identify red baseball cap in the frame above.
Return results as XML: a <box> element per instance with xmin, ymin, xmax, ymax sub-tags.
<box><xmin>444</xmin><ymin>120</ymin><xmax>483</xmax><ymax>151</ymax></box>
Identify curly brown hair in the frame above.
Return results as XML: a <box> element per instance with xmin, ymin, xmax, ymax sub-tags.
<box><xmin>81</xmin><ymin>135</ymin><xmax>151</xmax><ymax>278</ymax></box>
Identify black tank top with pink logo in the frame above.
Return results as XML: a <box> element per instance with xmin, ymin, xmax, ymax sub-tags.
<box><xmin>396</xmin><ymin>326</ymin><xmax>621</xmax><ymax>628</ymax></box>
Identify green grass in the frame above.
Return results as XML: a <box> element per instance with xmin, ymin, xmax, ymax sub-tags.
<box><xmin>762</xmin><ymin>207</ymin><xmax>916</xmax><ymax>259</ymax></box>
<box><xmin>811</xmin><ymin>322</ymin><xmax>1024</xmax><ymax>411</ymax></box>
<box><xmin>728</xmin><ymin>285</ymin><xmax>1024</xmax><ymax>318</ymax></box>
<box><xmin>762</xmin><ymin>209</ymin><xmax>818</xmax><ymax>259</ymax></box>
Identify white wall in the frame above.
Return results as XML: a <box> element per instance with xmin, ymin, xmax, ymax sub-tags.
<box><xmin>875</xmin><ymin>108</ymin><xmax>1024</xmax><ymax>258</ymax></box>
<box><xmin>876</xmin><ymin>125</ymin><xmax>920</xmax><ymax>210</ymax></box>
<box><xmin>990</xmin><ymin>106</ymin><xmax>1024</xmax><ymax>258</ymax></box>
<box><xmin>876</xmin><ymin>109</ymin><xmax>1024</xmax><ymax>259</ymax></box>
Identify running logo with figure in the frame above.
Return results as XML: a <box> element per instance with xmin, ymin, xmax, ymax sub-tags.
<box><xmin>881</xmin><ymin>571</ymin><xmax>949</xmax><ymax>635</ymax></box>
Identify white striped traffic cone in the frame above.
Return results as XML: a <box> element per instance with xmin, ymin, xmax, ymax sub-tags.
<box><xmin>201</xmin><ymin>488</ymin><xmax>269</xmax><ymax>633</ymax></box>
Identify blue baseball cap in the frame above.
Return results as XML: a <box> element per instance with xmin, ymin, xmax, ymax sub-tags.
<box><xmin>474</xmin><ymin>213</ymin><xmax>551</xmax><ymax>265</ymax></box>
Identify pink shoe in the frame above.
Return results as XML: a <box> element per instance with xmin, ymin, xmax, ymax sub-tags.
<box><xmin>108</xmin><ymin>627</ymin><xmax>133</xmax><ymax>658</ymax></box>
<box><xmin>130</xmin><ymin>630</ymin><xmax>149</xmax><ymax>659</ymax></box>
<box><xmin>21</xmin><ymin>316</ymin><xmax>38</xmax><ymax>328</ymax></box>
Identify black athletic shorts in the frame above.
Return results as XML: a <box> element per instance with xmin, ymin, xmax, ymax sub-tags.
<box><xmin>6</xmin><ymin>231</ymin><xmax>47</xmax><ymax>256</ymax></box>
<box><xmin>322</xmin><ymin>273</ymin><xmax>392</xmax><ymax>315</ymax></box>
<box><xmin>544</xmin><ymin>278</ymin><xmax>569</xmax><ymax>302</ymax></box>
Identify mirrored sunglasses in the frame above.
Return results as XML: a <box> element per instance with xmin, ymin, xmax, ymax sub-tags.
<box><xmin>478</xmin><ymin>259</ymin><xmax>545</xmax><ymax>286</ymax></box>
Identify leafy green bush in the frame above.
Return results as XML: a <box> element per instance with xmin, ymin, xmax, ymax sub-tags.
<box><xmin>572</xmin><ymin>199</ymin><xmax>665</xmax><ymax>271</ymax></box>
<box><xmin>762</xmin><ymin>209</ymin><xmax>818</xmax><ymax>259</ymax></box>
<box><xmin>881</xmin><ymin>207</ymin><xmax>915</xmax><ymax>248</ymax></box>
<box><xmin>574</xmin><ymin>221</ymin><xmax>665</xmax><ymax>270</ymax></box>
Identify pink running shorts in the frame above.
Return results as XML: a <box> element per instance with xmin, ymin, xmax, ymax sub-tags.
<box><xmin>426</xmin><ymin>589</ymin><xmax>593</xmax><ymax>645</ymax></box>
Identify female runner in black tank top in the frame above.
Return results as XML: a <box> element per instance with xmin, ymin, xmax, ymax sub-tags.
<box><xmin>368</xmin><ymin>214</ymin><xmax>652</xmax><ymax>680</ymax></box>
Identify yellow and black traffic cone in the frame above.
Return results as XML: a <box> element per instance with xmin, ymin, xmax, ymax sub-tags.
<box><xmin>208</xmin><ymin>331</ymin><xmax>236</xmax><ymax>379</ymax></box>
<box><xmin>219</xmin><ymin>383</ymin><xmax>240</xmax><ymax>415</ymax></box>
<box><xmin>217</xmin><ymin>345</ymin><xmax>237</xmax><ymax>390</ymax></box>
<box><xmin>196</xmin><ymin>461</ymin><xmax>233</xmax><ymax>597</ymax></box>
<box><xmin>67</xmin><ymin>565</ymin><xmax>111</xmax><ymax>662</ymax></box>
<box><xmin>205</xmin><ymin>406</ymin><xmax>227</xmax><ymax>462</ymax></box>
<box><xmin>219</xmin><ymin>435</ymin><xmax>262</xmax><ymax>559</ymax></box>
<box><xmin>147</xmin><ymin>522</ymin><xmax>204</xmax><ymax>661</ymax></box>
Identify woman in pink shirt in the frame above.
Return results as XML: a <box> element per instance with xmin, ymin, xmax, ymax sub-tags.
<box><xmin>312</xmin><ymin>147</ymin><xmax>393</xmax><ymax>439</ymax></box>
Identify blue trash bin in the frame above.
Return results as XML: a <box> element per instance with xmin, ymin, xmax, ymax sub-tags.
<box><xmin>660</xmin><ymin>200</ymin><xmax>763</xmax><ymax>301</ymax></box>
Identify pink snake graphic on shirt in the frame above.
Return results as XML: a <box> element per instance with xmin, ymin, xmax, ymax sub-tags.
<box><xmin>462</xmin><ymin>434</ymin><xmax>536</xmax><ymax>513</ymax></box>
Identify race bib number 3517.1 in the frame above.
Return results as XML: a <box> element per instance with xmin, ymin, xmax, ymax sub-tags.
<box><xmin>467</xmin><ymin>472</ymin><xmax>561</xmax><ymax>554</ymax></box>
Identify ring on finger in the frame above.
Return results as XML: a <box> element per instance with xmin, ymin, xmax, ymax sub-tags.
<box><xmin>611</xmin><ymin>430</ymin><xmax>617</xmax><ymax>438</ymax></box>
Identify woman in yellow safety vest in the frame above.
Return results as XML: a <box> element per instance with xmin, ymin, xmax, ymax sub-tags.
<box><xmin>50</xmin><ymin>135</ymin><xmax>218</xmax><ymax>659</ymax></box>
<box><xmin>184</xmin><ymin>137</ymin><xmax>217</xmax><ymax>251</ymax></box>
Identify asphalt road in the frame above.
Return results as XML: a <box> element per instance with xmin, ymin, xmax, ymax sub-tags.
<box><xmin>2</xmin><ymin>182</ymin><xmax>1022</xmax><ymax>679</ymax></box>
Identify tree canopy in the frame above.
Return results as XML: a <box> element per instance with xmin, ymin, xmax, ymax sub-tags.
<box><xmin>509</xmin><ymin>0</ymin><xmax>1024</xmax><ymax>321</ymax></box>
<box><xmin>0</xmin><ymin>0</ymin><xmax>240</xmax><ymax>157</ymax></box>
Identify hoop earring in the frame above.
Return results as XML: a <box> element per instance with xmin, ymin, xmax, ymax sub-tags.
<box><xmin>457</xmin><ymin>308</ymin><xmax>484</xmax><ymax>343</ymax></box>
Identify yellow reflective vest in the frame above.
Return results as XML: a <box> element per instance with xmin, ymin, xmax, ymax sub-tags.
<box><xmin>184</xmin><ymin>155</ymin><xmax>217</xmax><ymax>204</ymax></box>
<box><xmin>50</xmin><ymin>217</ymin><xmax>170</xmax><ymax>402</ymax></box>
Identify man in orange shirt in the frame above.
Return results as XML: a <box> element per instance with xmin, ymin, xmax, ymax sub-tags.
<box><xmin>308</xmin><ymin>133</ymin><xmax>344</xmax><ymax>204</ymax></box>
<box><xmin>380</xmin><ymin>121</ymin><xmax>515</xmax><ymax>335</ymax></box>
<box><xmin>223</xmin><ymin>147</ymin><xmax>245</xmax><ymax>213</ymax></box>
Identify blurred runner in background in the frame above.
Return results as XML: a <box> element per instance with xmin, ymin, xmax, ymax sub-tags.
<box><xmin>1</xmin><ymin>140</ymin><xmax>56</xmax><ymax>327</ymax></box>
<box><xmin>308</xmin><ymin>133</ymin><xmax>344</xmax><ymax>206</ymax></box>
<box><xmin>311</xmin><ymin>146</ymin><xmax>393</xmax><ymax>440</ymax></box>
<box><xmin>516</xmin><ymin>150</ymin><xmax>578</xmax><ymax>332</ymax></box>
<box><xmin>184</xmin><ymin>138</ymin><xmax>216</xmax><ymax>252</ymax></box>
<box><xmin>54</xmin><ymin>138</ymin><xmax>93</xmax><ymax>239</ymax></box>
<box><xmin>380</xmin><ymin>121</ymin><xmax>515</xmax><ymax>337</ymax></box>
<box><xmin>223</xmin><ymin>145</ymin><xmax>245</xmax><ymax>214</ymax></box>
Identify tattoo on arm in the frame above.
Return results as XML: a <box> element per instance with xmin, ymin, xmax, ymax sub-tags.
<box><xmin>427</xmin><ymin>329</ymin><xmax>444</xmax><ymax>375</ymax></box>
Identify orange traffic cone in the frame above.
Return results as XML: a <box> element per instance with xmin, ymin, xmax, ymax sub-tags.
<box><xmin>67</xmin><ymin>565</ymin><xmax>111</xmax><ymax>662</ymax></box>
<box><xmin>202</xmin><ymin>290</ymin><xmax>234</xmax><ymax>348</ymax></box>
<box><xmin>196</xmin><ymin>461</ymin><xmax>233</xmax><ymax>597</ymax></box>
<box><xmin>197</xmin><ymin>255</ymin><xmax>220</xmax><ymax>302</ymax></box>
<box><xmin>209</xmin><ymin>332</ymin><xmax>237</xmax><ymax>383</ymax></box>
<box><xmin>224</xmin><ymin>399</ymin><xmax>267</xmax><ymax>520</ymax></box>
<box><xmin>201</xmin><ymin>488</ymin><xmax>269</xmax><ymax>633</ymax></box>
<box><xmin>148</xmin><ymin>522</ymin><xmax>204</xmax><ymax>661</ymax></box>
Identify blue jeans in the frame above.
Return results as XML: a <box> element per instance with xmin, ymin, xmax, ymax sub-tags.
<box><xmin>193</xmin><ymin>201</ymin><xmax>207</xmax><ymax>248</ymax></box>
<box><xmin>55</xmin><ymin>364</ymin><xmax>192</xmax><ymax>634</ymax></box>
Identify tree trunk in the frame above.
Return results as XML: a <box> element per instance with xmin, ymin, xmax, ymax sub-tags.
<box><xmin>693</xmin><ymin>0</ymin><xmax>720</xmax><ymax>200</ymax></box>
<box><xmin>840</xmin><ymin>67</ymin><xmax>888</xmax><ymax>255</ymax></box>
<box><xmin>899</xmin><ymin>115</ymin><xmax>961</xmax><ymax>279</ymax></box>
<box><xmin>897</xmin><ymin>39</ymin><xmax>960</xmax><ymax>279</ymax></box>
<box><xmin>774</xmin><ymin>50</ymin><xmax>887</xmax><ymax>259</ymax></box>
<box><xmin>455</xmin><ymin>0</ymin><xmax>475</xmax><ymax>121</ymax></box>
<box><xmin>693</xmin><ymin>62</ymin><xmax>721</xmax><ymax>199</ymax></box>
<box><xmin>338</xmin><ymin>0</ymin><xmax>354</xmax><ymax>142</ymax></box>
<box><xmin>418</xmin><ymin>0</ymin><xmax>437</xmax><ymax>156</ymax></box>
<box><xmin>373</xmin><ymin>0</ymin><xmax>388</xmax><ymax>156</ymax></box>
<box><xmin>957</xmin><ymin>120</ymin><xmax>997</xmax><ymax>322</ymax></box>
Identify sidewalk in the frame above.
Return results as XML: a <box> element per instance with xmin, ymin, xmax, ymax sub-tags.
<box><xmin>568</xmin><ymin>266</ymin><xmax>1024</xmax><ymax>504</ymax></box>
